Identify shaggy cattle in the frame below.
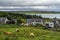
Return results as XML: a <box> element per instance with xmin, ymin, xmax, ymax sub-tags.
<box><xmin>4</xmin><ymin>32</ymin><xmax>13</xmax><ymax>35</ymax></box>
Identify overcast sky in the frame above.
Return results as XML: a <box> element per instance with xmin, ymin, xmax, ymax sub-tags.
<box><xmin>0</xmin><ymin>0</ymin><xmax>60</xmax><ymax>11</ymax></box>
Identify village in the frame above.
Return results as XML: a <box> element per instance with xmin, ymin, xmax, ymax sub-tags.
<box><xmin>0</xmin><ymin>13</ymin><xmax>60</xmax><ymax>31</ymax></box>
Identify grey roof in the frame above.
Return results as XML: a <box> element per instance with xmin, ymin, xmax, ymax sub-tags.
<box><xmin>27</xmin><ymin>18</ymin><xmax>43</xmax><ymax>23</ymax></box>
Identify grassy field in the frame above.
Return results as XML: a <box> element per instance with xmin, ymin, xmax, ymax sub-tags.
<box><xmin>0</xmin><ymin>24</ymin><xmax>60</xmax><ymax>40</ymax></box>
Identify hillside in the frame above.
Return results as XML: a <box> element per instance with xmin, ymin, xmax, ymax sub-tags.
<box><xmin>11</xmin><ymin>11</ymin><xmax>60</xmax><ymax>14</ymax></box>
<box><xmin>0</xmin><ymin>11</ymin><xmax>60</xmax><ymax>14</ymax></box>
<box><xmin>0</xmin><ymin>24</ymin><xmax>60</xmax><ymax>40</ymax></box>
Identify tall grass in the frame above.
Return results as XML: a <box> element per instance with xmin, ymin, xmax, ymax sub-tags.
<box><xmin>0</xmin><ymin>24</ymin><xmax>60</xmax><ymax>40</ymax></box>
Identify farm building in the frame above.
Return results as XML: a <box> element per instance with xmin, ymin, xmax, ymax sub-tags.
<box><xmin>0</xmin><ymin>17</ymin><xmax>8</xmax><ymax>24</ymax></box>
<box><xmin>45</xmin><ymin>22</ymin><xmax>54</xmax><ymax>28</ymax></box>
<box><xmin>53</xmin><ymin>17</ymin><xmax>60</xmax><ymax>28</ymax></box>
<box><xmin>26</xmin><ymin>18</ymin><xmax>44</xmax><ymax>25</ymax></box>
<box><xmin>6</xmin><ymin>19</ymin><xmax>17</xmax><ymax>24</ymax></box>
<box><xmin>26</xmin><ymin>18</ymin><xmax>55</xmax><ymax>28</ymax></box>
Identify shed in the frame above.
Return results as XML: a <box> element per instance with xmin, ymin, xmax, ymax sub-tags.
<box><xmin>45</xmin><ymin>22</ymin><xmax>54</xmax><ymax>28</ymax></box>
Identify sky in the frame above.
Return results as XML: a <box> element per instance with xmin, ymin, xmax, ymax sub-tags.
<box><xmin>0</xmin><ymin>0</ymin><xmax>60</xmax><ymax>11</ymax></box>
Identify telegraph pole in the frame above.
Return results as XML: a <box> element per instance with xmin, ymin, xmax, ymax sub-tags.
<box><xmin>53</xmin><ymin>17</ymin><xmax>57</xmax><ymax>31</ymax></box>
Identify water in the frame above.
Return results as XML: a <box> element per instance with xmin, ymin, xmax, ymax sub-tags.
<box><xmin>25</xmin><ymin>14</ymin><xmax>60</xmax><ymax>18</ymax></box>
<box><xmin>39</xmin><ymin>14</ymin><xmax>60</xmax><ymax>18</ymax></box>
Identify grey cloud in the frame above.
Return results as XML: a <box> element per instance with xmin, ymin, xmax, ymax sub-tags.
<box><xmin>0</xmin><ymin>0</ymin><xmax>60</xmax><ymax>11</ymax></box>
<box><xmin>0</xmin><ymin>0</ymin><xmax>60</xmax><ymax>6</ymax></box>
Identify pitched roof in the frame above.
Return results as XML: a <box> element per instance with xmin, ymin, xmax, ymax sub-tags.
<box><xmin>27</xmin><ymin>18</ymin><xmax>43</xmax><ymax>23</ymax></box>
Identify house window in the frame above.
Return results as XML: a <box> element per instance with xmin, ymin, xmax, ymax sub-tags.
<box><xmin>50</xmin><ymin>24</ymin><xmax>52</xmax><ymax>26</ymax></box>
<box><xmin>46</xmin><ymin>24</ymin><xmax>49</xmax><ymax>27</ymax></box>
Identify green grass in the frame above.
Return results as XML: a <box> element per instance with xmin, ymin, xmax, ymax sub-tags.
<box><xmin>0</xmin><ymin>24</ymin><xmax>60</xmax><ymax>40</ymax></box>
<box><xmin>44</xmin><ymin>18</ymin><xmax>52</xmax><ymax>22</ymax></box>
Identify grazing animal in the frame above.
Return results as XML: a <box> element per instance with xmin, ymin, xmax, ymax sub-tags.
<box><xmin>16</xmin><ymin>29</ymin><xmax>19</xmax><ymax>32</ymax></box>
<box><xmin>29</xmin><ymin>33</ymin><xmax>35</xmax><ymax>38</ymax></box>
<box><xmin>4</xmin><ymin>32</ymin><xmax>12</xmax><ymax>35</ymax></box>
<box><xmin>21</xmin><ymin>23</ymin><xmax>24</xmax><ymax>26</ymax></box>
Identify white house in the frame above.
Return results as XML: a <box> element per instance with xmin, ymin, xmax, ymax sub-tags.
<box><xmin>0</xmin><ymin>17</ymin><xmax>8</xmax><ymax>24</ymax></box>
<box><xmin>45</xmin><ymin>22</ymin><xmax>54</xmax><ymax>28</ymax></box>
<box><xmin>26</xmin><ymin>18</ymin><xmax>55</xmax><ymax>28</ymax></box>
<box><xmin>27</xmin><ymin>18</ymin><xmax>44</xmax><ymax>25</ymax></box>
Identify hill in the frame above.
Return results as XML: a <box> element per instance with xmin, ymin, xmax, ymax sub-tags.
<box><xmin>0</xmin><ymin>24</ymin><xmax>60</xmax><ymax>40</ymax></box>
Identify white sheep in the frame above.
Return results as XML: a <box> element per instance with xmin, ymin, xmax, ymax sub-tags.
<box><xmin>29</xmin><ymin>33</ymin><xmax>35</xmax><ymax>38</ymax></box>
<box><xmin>15</xmin><ymin>29</ymin><xmax>19</xmax><ymax>32</ymax></box>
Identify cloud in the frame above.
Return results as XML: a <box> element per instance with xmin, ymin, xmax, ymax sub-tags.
<box><xmin>0</xmin><ymin>0</ymin><xmax>60</xmax><ymax>11</ymax></box>
<box><xmin>0</xmin><ymin>6</ymin><xmax>60</xmax><ymax>11</ymax></box>
<box><xmin>0</xmin><ymin>0</ymin><xmax>60</xmax><ymax>6</ymax></box>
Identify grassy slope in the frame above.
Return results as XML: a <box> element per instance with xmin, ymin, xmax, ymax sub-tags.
<box><xmin>0</xmin><ymin>24</ymin><xmax>60</xmax><ymax>40</ymax></box>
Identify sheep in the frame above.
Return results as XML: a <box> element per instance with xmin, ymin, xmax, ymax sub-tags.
<box><xmin>21</xmin><ymin>23</ymin><xmax>30</xmax><ymax>26</ymax></box>
<box><xmin>4</xmin><ymin>32</ymin><xmax>12</xmax><ymax>35</ymax></box>
<box><xmin>15</xmin><ymin>29</ymin><xmax>19</xmax><ymax>32</ymax></box>
<box><xmin>20</xmin><ymin>23</ymin><xmax>24</xmax><ymax>26</ymax></box>
<box><xmin>29</xmin><ymin>33</ymin><xmax>35</xmax><ymax>38</ymax></box>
